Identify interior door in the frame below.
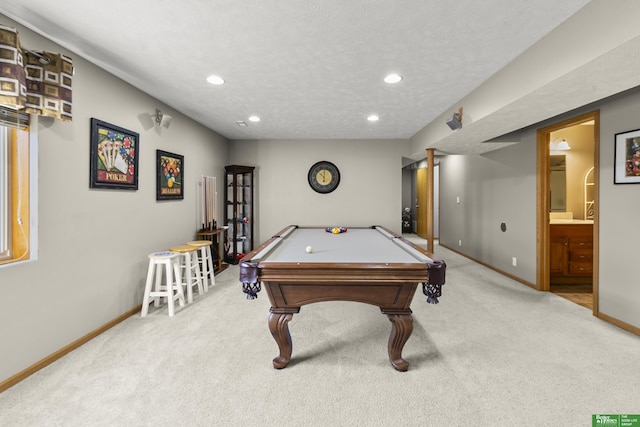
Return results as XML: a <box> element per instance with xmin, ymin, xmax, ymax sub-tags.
<box><xmin>416</xmin><ymin>168</ymin><xmax>428</xmax><ymax>238</ymax></box>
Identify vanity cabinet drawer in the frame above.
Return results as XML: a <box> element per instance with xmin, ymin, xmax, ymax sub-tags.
<box><xmin>568</xmin><ymin>261</ymin><xmax>592</xmax><ymax>275</ymax></box>
<box><xmin>550</xmin><ymin>223</ymin><xmax>593</xmax><ymax>282</ymax></box>
<box><xmin>569</xmin><ymin>250</ymin><xmax>592</xmax><ymax>263</ymax></box>
<box><xmin>569</xmin><ymin>237</ymin><xmax>592</xmax><ymax>250</ymax></box>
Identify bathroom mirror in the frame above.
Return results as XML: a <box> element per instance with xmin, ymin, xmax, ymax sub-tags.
<box><xmin>550</xmin><ymin>154</ymin><xmax>566</xmax><ymax>211</ymax></box>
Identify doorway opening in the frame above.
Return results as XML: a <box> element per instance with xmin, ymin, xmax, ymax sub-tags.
<box><xmin>402</xmin><ymin>158</ymin><xmax>440</xmax><ymax>245</ymax></box>
<box><xmin>536</xmin><ymin>111</ymin><xmax>599</xmax><ymax>314</ymax></box>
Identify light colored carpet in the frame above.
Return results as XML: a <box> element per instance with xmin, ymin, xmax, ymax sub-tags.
<box><xmin>0</xmin><ymin>240</ymin><xmax>638</xmax><ymax>426</ymax></box>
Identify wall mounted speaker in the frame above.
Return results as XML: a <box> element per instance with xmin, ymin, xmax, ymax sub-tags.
<box><xmin>446</xmin><ymin>112</ymin><xmax>462</xmax><ymax>130</ymax></box>
<box><xmin>155</xmin><ymin>109</ymin><xmax>172</xmax><ymax>129</ymax></box>
<box><xmin>159</xmin><ymin>114</ymin><xmax>172</xmax><ymax>129</ymax></box>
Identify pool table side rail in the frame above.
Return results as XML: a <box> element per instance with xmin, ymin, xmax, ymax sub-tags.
<box><xmin>239</xmin><ymin>225</ymin><xmax>446</xmax><ymax>289</ymax></box>
<box><xmin>247</xmin><ymin>224</ymin><xmax>298</xmax><ymax>260</ymax></box>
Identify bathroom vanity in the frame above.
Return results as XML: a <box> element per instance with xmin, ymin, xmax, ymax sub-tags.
<box><xmin>550</xmin><ymin>219</ymin><xmax>593</xmax><ymax>284</ymax></box>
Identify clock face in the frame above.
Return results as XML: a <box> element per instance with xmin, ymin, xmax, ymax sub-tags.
<box><xmin>308</xmin><ymin>161</ymin><xmax>340</xmax><ymax>193</ymax></box>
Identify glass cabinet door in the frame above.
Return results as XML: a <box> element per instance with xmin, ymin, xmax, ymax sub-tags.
<box><xmin>224</xmin><ymin>165</ymin><xmax>254</xmax><ymax>264</ymax></box>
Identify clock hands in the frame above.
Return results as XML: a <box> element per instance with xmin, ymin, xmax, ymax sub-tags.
<box><xmin>308</xmin><ymin>161</ymin><xmax>340</xmax><ymax>193</ymax></box>
<box><xmin>316</xmin><ymin>169</ymin><xmax>330</xmax><ymax>183</ymax></box>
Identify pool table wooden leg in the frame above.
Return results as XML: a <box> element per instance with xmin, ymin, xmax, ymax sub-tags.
<box><xmin>383</xmin><ymin>310</ymin><xmax>414</xmax><ymax>372</ymax></box>
<box><xmin>268</xmin><ymin>308</ymin><xmax>299</xmax><ymax>369</ymax></box>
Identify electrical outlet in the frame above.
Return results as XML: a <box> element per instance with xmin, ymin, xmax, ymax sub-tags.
<box><xmin>458</xmin><ymin>240</ymin><xmax>462</xmax><ymax>246</ymax></box>
<box><xmin>456</xmin><ymin>196</ymin><xmax>460</xmax><ymax>204</ymax></box>
<box><xmin>512</xmin><ymin>257</ymin><xmax>517</xmax><ymax>267</ymax></box>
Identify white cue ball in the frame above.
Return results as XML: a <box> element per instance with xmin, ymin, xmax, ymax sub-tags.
<box><xmin>306</xmin><ymin>245</ymin><xmax>313</xmax><ymax>253</ymax></box>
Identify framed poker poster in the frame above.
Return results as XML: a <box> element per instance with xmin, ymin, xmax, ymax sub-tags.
<box><xmin>89</xmin><ymin>118</ymin><xmax>139</xmax><ymax>190</ymax></box>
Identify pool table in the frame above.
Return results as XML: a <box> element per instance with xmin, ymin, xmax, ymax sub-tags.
<box><xmin>239</xmin><ymin>225</ymin><xmax>446</xmax><ymax>371</ymax></box>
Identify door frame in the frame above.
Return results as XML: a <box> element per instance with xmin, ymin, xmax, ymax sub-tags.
<box><xmin>536</xmin><ymin>110</ymin><xmax>600</xmax><ymax>315</ymax></box>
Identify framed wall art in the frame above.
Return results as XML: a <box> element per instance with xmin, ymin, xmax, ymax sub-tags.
<box><xmin>156</xmin><ymin>150</ymin><xmax>184</xmax><ymax>200</ymax></box>
<box><xmin>614</xmin><ymin>128</ymin><xmax>640</xmax><ymax>184</ymax></box>
<box><xmin>89</xmin><ymin>118</ymin><xmax>139</xmax><ymax>190</ymax></box>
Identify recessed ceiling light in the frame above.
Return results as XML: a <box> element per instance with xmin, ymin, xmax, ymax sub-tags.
<box><xmin>248</xmin><ymin>115</ymin><xmax>261</xmax><ymax>122</ymax></box>
<box><xmin>367</xmin><ymin>114</ymin><xmax>379</xmax><ymax>122</ymax></box>
<box><xmin>235</xmin><ymin>121</ymin><xmax>248</xmax><ymax>127</ymax></box>
<box><xmin>384</xmin><ymin>73</ymin><xmax>402</xmax><ymax>84</ymax></box>
<box><xmin>206</xmin><ymin>75</ymin><xmax>225</xmax><ymax>85</ymax></box>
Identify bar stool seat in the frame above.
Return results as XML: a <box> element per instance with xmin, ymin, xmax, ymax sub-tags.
<box><xmin>186</xmin><ymin>240</ymin><xmax>215</xmax><ymax>292</ymax></box>
<box><xmin>141</xmin><ymin>251</ymin><xmax>185</xmax><ymax>317</ymax></box>
<box><xmin>169</xmin><ymin>244</ymin><xmax>204</xmax><ymax>304</ymax></box>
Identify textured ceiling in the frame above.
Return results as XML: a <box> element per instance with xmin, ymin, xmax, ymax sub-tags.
<box><xmin>0</xmin><ymin>0</ymin><xmax>598</xmax><ymax>152</ymax></box>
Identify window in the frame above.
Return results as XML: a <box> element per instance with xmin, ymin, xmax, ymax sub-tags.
<box><xmin>0</xmin><ymin>106</ymin><xmax>30</xmax><ymax>265</ymax></box>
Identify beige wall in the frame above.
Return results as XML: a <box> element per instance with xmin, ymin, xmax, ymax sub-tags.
<box><xmin>439</xmin><ymin>88</ymin><xmax>640</xmax><ymax>330</ymax></box>
<box><xmin>438</xmin><ymin>142</ymin><xmax>538</xmax><ymax>283</ymax></box>
<box><xmin>0</xmin><ymin>17</ymin><xmax>229</xmax><ymax>382</ymax></box>
<box><xmin>598</xmin><ymin>89</ymin><xmax>640</xmax><ymax>327</ymax></box>
<box><xmin>229</xmin><ymin>139</ymin><xmax>408</xmax><ymax>244</ymax></box>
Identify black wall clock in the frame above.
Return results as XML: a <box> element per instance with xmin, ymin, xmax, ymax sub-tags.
<box><xmin>308</xmin><ymin>161</ymin><xmax>340</xmax><ymax>193</ymax></box>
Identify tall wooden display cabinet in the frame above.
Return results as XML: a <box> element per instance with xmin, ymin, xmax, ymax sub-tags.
<box><xmin>224</xmin><ymin>165</ymin><xmax>254</xmax><ymax>264</ymax></box>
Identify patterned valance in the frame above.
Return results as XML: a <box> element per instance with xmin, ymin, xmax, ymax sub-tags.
<box><xmin>0</xmin><ymin>24</ymin><xmax>72</xmax><ymax>121</ymax></box>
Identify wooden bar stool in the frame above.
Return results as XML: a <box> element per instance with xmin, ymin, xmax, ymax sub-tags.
<box><xmin>141</xmin><ymin>251</ymin><xmax>185</xmax><ymax>317</ymax></box>
<box><xmin>186</xmin><ymin>240</ymin><xmax>215</xmax><ymax>292</ymax></box>
<box><xmin>169</xmin><ymin>245</ymin><xmax>204</xmax><ymax>304</ymax></box>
